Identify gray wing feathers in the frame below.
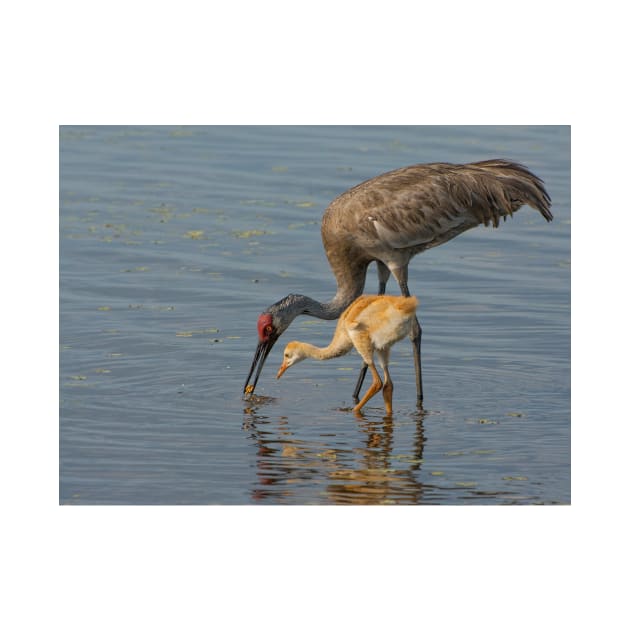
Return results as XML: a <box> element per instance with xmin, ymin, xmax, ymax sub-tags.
<box><xmin>334</xmin><ymin>159</ymin><xmax>552</xmax><ymax>250</ymax></box>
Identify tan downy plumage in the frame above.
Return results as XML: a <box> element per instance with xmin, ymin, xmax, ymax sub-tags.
<box><xmin>277</xmin><ymin>295</ymin><xmax>419</xmax><ymax>415</ymax></box>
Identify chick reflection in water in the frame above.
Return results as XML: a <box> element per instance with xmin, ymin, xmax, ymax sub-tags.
<box><xmin>276</xmin><ymin>295</ymin><xmax>418</xmax><ymax>415</ymax></box>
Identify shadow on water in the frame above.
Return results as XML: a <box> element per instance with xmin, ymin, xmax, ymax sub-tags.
<box><xmin>242</xmin><ymin>395</ymin><xmax>429</xmax><ymax>504</ymax></box>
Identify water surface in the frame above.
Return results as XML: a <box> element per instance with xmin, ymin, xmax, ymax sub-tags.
<box><xmin>60</xmin><ymin>125</ymin><xmax>570</xmax><ymax>504</ymax></box>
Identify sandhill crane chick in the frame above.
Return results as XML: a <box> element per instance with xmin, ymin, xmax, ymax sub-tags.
<box><xmin>277</xmin><ymin>295</ymin><xmax>418</xmax><ymax>416</ymax></box>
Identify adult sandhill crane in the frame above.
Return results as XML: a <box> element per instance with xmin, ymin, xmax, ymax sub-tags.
<box><xmin>244</xmin><ymin>159</ymin><xmax>552</xmax><ymax>404</ymax></box>
<box><xmin>276</xmin><ymin>294</ymin><xmax>419</xmax><ymax>416</ymax></box>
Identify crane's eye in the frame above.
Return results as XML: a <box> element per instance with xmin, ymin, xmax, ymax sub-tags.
<box><xmin>265</xmin><ymin>325</ymin><xmax>273</xmax><ymax>334</ymax></box>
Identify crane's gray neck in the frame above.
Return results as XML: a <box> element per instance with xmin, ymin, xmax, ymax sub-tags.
<box><xmin>270</xmin><ymin>293</ymin><xmax>350</xmax><ymax>321</ymax></box>
<box><xmin>267</xmin><ymin>292</ymin><xmax>359</xmax><ymax>335</ymax></box>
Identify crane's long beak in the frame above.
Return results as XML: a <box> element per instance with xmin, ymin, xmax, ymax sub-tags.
<box><xmin>243</xmin><ymin>336</ymin><xmax>278</xmax><ymax>395</ymax></box>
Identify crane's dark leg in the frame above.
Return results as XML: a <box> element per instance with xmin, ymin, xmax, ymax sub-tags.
<box><xmin>352</xmin><ymin>262</ymin><xmax>390</xmax><ymax>403</ymax></box>
<box><xmin>376</xmin><ymin>261</ymin><xmax>391</xmax><ymax>296</ymax></box>
<box><xmin>410</xmin><ymin>317</ymin><xmax>423</xmax><ymax>405</ymax></box>
<box><xmin>353</xmin><ymin>369</ymin><xmax>368</xmax><ymax>403</ymax></box>
<box><xmin>392</xmin><ymin>265</ymin><xmax>424</xmax><ymax>406</ymax></box>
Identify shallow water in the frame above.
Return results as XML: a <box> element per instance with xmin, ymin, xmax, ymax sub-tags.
<box><xmin>60</xmin><ymin>125</ymin><xmax>570</xmax><ymax>504</ymax></box>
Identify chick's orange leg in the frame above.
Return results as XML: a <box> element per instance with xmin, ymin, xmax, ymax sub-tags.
<box><xmin>353</xmin><ymin>364</ymin><xmax>383</xmax><ymax>414</ymax></box>
<box><xmin>382</xmin><ymin>369</ymin><xmax>393</xmax><ymax>416</ymax></box>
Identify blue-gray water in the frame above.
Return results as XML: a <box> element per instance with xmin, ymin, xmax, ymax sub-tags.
<box><xmin>59</xmin><ymin>125</ymin><xmax>570</xmax><ymax>505</ymax></box>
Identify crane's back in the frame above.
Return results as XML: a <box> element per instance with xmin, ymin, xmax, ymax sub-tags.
<box><xmin>321</xmin><ymin>160</ymin><xmax>552</xmax><ymax>264</ymax></box>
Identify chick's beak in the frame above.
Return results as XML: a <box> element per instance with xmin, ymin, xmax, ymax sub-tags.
<box><xmin>276</xmin><ymin>362</ymin><xmax>288</xmax><ymax>379</ymax></box>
